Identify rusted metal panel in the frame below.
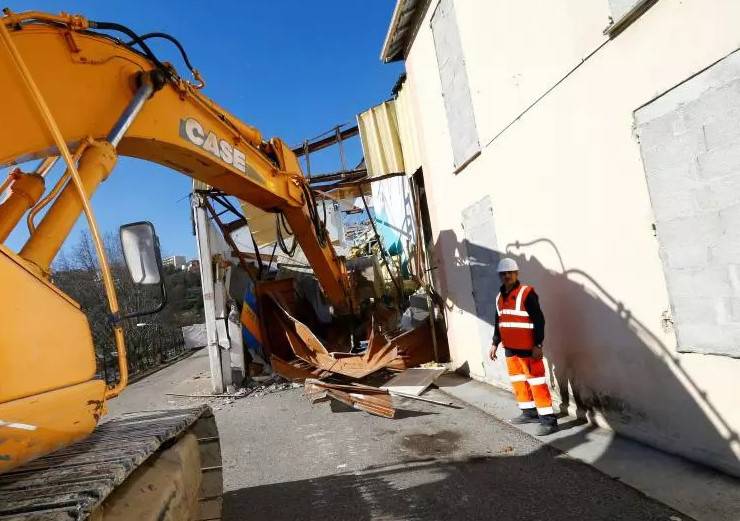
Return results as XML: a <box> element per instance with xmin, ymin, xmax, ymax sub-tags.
<box><xmin>322</xmin><ymin>388</ymin><xmax>395</xmax><ymax>419</ymax></box>
<box><xmin>269</xmin><ymin>297</ymin><xmax>400</xmax><ymax>379</ymax></box>
<box><xmin>385</xmin><ymin>322</ymin><xmax>437</xmax><ymax>370</ymax></box>
<box><xmin>255</xmin><ymin>280</ymin><xmax>298</xmax><ymax>361</ymax></box>
<box><xmin>270</xmin><ymin>355</ymin><xmax>329</xmax><ymax>383</ymax></box>
<box><xmin>304</xmin><ymin>380</ymin><xmax>395</xmax><ymax>418</ymax></box>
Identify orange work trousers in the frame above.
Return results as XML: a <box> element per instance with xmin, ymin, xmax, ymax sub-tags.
<box><xmin>506</xmin><ymin>355</ymin><xmax>554</xmax><ymax>416</ymax></box>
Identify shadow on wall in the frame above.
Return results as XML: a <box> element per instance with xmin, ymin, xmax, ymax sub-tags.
<box><xmin>223</xmin><ymin>453</ymin><xmax>684</xmax><ymax>521</ymax></box>
<box><xmin>434</xmin><ymin>229</ymin><xmax>740</xmax><ymax>476</ymax></box>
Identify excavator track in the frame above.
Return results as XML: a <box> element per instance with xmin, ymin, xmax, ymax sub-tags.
<box><xmin>0</xmin><ymin>406</ymin><xmax>222</xmax><ymax>521</ymax></box>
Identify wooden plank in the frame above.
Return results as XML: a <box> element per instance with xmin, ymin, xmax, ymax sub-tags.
<box><xmin>305</xmin><ymin>379</ymin><xmax>388</xmax><ymax>394</ymax></box>
<box><xmin>380</xmin><ymin>367</ymin><xmax>446</xmax><ymax>396</ymax></box>
<box><xmin>324</xmin><ymin>389</ymin><xmax>395</xmax><ymax>419</ymax></box>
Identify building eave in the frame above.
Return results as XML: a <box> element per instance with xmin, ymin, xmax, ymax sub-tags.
<box><xmin>380</xmin><ymin>0</ymin><xmax>431</xmax><ymax>63</ymax></box>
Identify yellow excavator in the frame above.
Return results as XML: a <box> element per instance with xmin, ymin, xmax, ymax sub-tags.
<box><xmin>0</xmin><ymin>9</ymin><xmax>353</xmax><ymax>520</ymax></box>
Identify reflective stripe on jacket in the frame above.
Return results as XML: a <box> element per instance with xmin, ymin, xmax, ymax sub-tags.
<box><xmin>496</xmin><ymin>284</ymin><xmax>536</xmax><ymax>349</ymax></box>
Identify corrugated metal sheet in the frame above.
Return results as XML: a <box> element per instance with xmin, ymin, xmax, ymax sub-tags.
<box><xmin>357</xmin><ymin>101</ymin><xmax>405</xmax><ymax>177</ymax></box>
<box><xmin>395</xmin><ymin>81</ymin><xmax>422</xmax><ymax>174</ymax></box>
<box><xmin>357</xmin><ymin>89</ymin><xmax>422</xmax><ymax>178</ymax></box>
<box><xmin>240</xmin><ymin>203</ymin><xmax>277</xmax><ymax>248</ymax></box>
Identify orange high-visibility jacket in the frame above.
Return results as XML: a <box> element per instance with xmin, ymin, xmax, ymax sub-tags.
<box><xmin>496</xmin><ymin>285</ymin><xmax>536</xmax><ymax>349</ymax></box>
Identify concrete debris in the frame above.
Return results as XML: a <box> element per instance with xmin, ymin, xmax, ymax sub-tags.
<box><xmin>399</xmin><ymin>288</ymin><xmax>431</xmax><ymax>330</ymax></box>
<box><xmin>165</xmin><ymin>376</ymin><xmax>299</xmax><ymax>401</ymax></box>
<box><xmin>245</xmin><ymin>375</ymin><xmax>300</xmax><ymax>397</ymax></box>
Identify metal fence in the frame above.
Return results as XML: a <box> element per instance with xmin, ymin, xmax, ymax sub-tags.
<box><xmin>96</xmin><ymin>324</ymin><xmax>188</xmax><ymax>384</ymax></box>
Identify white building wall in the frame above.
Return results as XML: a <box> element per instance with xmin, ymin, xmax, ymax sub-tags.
<box><xmin>402</xmin><ymin>0</ymin><xmax>740</xmax><ymax>474</ymax></box>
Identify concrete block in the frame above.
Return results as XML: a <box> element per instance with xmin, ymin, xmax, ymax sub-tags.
<box><xmin>650</xmin><ymin>189</ymin><xmax>695</xmax><ymax>221</ymax></box>
<box><xmin>728</xmin><ymin>298</ymin><xmax>740</xmax><ymax>322</ymax></box>
<box><xmin>639</xmin><ymin>125</ymin><xmax>703</xmax><ymax>171</ymax></box>
<box><xmin>697</xmin><ymin>141</ymin><xmax>740</xmax><ymax>180</ymax></box>
<box><xmin>637</xmin><ymin>49</ymin><xmax>740</xmax><ymax>358</ymax></box>
<box><xmin>718</xmin><ymin>201</ymin><xmax>740</xmax><ymax>229</ymax></box>
<box><xmin>635</xmin><ymin>51</ymin><xmax>740</xmax><ymax>124</ymax></box>
<box><xmin>710</xmin><ymin>235</ymin><xmax>740</xmax><ymax>264</ymax></box>
<box><xmin>661</xmin><ymin>244</ymin><xmax>708</xmax><ymax>271</ymax></box>
<box><xmin>668</xmin><ymin>267</ymin><xmax>730</xmax><ymax>298</ymax></box>
<box><xmin>701</xmin><ymin>108</ymin><xmax>740</xmax><ymax>151</ymax></box>
<box><xmin>657</xmin><ymin>213</ymin><xmax>721</xmax><ymax>269</ymax></box>
<box><xmin>676</xmin><ymin>323</ymin><xmax>740</xmax><ymax>356</ymax></box>
<box><xmin>728</xmin><ymin>263</ymin><xmax>740</xmax><ymax>291</ymax></box>
<box><xmin>690</xmin><ymin>177</ymin><xmax>740</xmax><ymax>212</ymax></box>
<box><xmin>673</xmin><ymin>296</ymin><xmax>724</xmax><ymax>324</ymax></box>
<box><xmin>700</xmin><ymin>175</ymin><xmax>740</xmax><ymax>211</ymax></box>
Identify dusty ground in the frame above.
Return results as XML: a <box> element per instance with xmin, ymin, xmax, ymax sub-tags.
<box><xmin>108</xmin><ymin>349</ymin><xmax>688</xmax><ymax>521</ymax></box>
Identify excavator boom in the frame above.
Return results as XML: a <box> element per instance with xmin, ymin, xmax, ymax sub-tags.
<box><xmin>0</xmin><ymin>8</ymin><xmax>351</xmax><ymax>492</ymax></box>
<box><xmin>0</xmin><ymin>11</ymin><xmax>349</xmax><ymax>309</ymax></box>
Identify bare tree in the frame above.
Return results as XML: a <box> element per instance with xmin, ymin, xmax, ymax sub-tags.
<box><xmin>52</xmin><ymin>230</ymin><xmax>201</xmax><ymax>380</ymax></box>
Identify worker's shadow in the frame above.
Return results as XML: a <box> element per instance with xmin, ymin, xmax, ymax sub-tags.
<box><xmin>432</xmin><ymin>229</ymin><xmax>739</xmax><ymax>476</ymax></box>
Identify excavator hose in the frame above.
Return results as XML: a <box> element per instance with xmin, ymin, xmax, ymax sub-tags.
<box><xmin>124</xmin><ymin>32</ymin><xmax>198</xmax><ymax>78</ymax></box>
<box><xmin>88</xmin><ymin>20</ymin><xmax>168</xmax><ymax>73</ymax></box>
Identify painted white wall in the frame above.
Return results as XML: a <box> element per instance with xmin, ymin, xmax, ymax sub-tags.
<box><xmin>401</xmin><ymin>0</ymin><xmax>740</xmax><ymax>474</ymax></box>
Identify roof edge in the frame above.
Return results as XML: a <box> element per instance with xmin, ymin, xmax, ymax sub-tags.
<box><xmin>380</xmin><ymin>0</ymin><xmax>431</xmax><ymax>63</ymax></box>
<box><xmin>380</xmin><ymin>0</ymin><xmax>405</xmax><ymax>63</ymax></box>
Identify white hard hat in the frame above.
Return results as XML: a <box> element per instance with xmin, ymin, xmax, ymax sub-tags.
<box><xmin>497</xmin><ymin>257</ymin><xmax>519</xmax><ymax>272</ymax></box>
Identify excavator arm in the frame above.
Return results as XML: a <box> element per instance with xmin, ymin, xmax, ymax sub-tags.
<box><xmin>0</xmin><ymin>10</ymin><xmax>351</xmax><ymax>474</ymax></box>
<box><xmin>0</xmin><ymin>10</ymin><xmax>350</xmax><ymax>311</ymax></box>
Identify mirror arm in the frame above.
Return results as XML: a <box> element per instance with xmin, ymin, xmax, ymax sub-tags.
<box><xmin>115</xmin><ymin>281</ymin><xmax>168</xmax><ymax>322</ymax></box>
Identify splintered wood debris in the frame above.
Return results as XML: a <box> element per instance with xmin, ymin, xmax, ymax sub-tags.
<box><xmin>304</xmin><ymin>380</ymin><xmax>395</xmax><ymax>418</ymax></box>
<box><xmin>266</xmin><ymin>293</ymin><xmax>439</xmax><ymax>379</ymax></box>
<box><xmin>257</xmin><ymin>289</ymin><xmax>454</xmax><ymax>419</ymax></box>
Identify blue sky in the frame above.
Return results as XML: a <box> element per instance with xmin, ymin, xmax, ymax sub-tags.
<box><xmin>3</xmin><ymin>1</ymin><xmax>402</xmax><ymax>259</ymax></box>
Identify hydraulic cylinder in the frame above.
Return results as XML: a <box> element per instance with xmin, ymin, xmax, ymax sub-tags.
<box><xmin>0</xmin><ymin>172</ymin><xmax>45</xmax><ymax>242</ymax></box>
<box><xmin>19</xmin><ymin>141</ymin><xmax>116</xmax><ymax>272</ymax></box>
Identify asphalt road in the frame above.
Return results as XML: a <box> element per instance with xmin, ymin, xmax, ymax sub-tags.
<box><xmin>109</xmin><ymin>349</ymin><xmax>688</xmax><ymax>521</ymax></box>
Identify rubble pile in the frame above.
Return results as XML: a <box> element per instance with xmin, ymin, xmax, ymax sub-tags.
<box><xmin>254</xmin><ymin>291</ymin><xmax>451</xmax><ymax>418</ymax></box>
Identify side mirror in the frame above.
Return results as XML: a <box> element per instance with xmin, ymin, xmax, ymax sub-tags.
<box><xmin>118</xmin><ymin>221</ymin><xmax>167</xmax><ymax>320</ymax></box>
<box><xmin>120</xmin><ymin>221</ymin><xmax>163</xmax><ymax>285</ymax></box>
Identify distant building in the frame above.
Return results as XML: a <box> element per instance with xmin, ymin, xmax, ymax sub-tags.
<box><xmin>163</xmin><ymin>255</ymin><xmax>186</xmax><ymax>269</ymax></box>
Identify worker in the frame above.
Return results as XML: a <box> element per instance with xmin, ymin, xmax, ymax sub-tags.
<box><xmin>489</xmin><ymin>257</ymin><xmax>558</xmax><ymax>435</ymax></box>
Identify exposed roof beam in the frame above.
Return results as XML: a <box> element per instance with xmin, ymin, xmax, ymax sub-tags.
<box><xmin>291</xmin><ymin>125</ymin><xmax>359</xmax><ymax>157</ymax></box>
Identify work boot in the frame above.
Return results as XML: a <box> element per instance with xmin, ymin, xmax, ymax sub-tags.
<box><xmin>509</xmin><ymin>409</ymin><xmax>539</xmax><ymax>424</ymax></box>
<box><xmin>535</xmin><ymin>416</ymin><xmax>559</xmax><ymax>436</ymax></box>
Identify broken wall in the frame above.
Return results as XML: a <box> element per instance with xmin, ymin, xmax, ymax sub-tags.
<box><xmin>400</xmin><ymin>0</ymin><xmax>740</xmax><ymax>475</ymax></box>
<box><xmin>358</xmin><ymin>98</ymin><xmax>419</xmax><ymax>266</ymax></box>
